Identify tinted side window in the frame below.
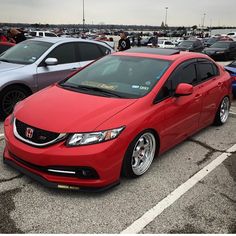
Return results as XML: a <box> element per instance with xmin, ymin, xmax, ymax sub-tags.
<box><xmin>46</xmin><ymin>43</ymin><xmax>76</xmax><ymax>64</ymax></box>
<box><xmin>97</xmin><ymin>45</ymin><xmax>111</xmax><ymax>56</ymax></box>
<box><xmin>198</xmin><ymin>63</ymin><xmax>216</xmax><ymax>82</ymax></box>
<box><xmin>29</xmin><ymin>32</ymin><xmax>36</xmax><ymax>37</ymax></box>
<box><xmin>45</xmin><ymin>33</ymin><xmax>57</xmax><ymax>37</ymax></box>
<box><xmin>77</xmin><ymin>43</ymin><xmax>104</xmax><ymax>61</ymax></box>
<box><xmin>39</xmin><ymin>32</ymin><xmax>43</xmax><ymax>37</ymax></box>
<box><xmin>155</xmin><ymin>61</ymin><xmax>197</xmax><ymax>102</ymax></box>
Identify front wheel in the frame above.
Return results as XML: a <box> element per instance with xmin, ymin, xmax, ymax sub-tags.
<box><xmin>213</xmin><ymin>96</ymin><xmax>230</xmax><ymax>126</ymax></box>
<box><xmin>0</xmin><ymin>86</ymin><xmax>29</xmax><ymax>120</ymax></box>
<box><xmin>122</xmin><ymin>131</ymin><xmax>157</xmax><ymax>178</ymax></box>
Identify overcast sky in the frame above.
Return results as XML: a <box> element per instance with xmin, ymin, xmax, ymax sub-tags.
<box><xmin>0</xmin><ymin>0</ymin><xmax>235</xmax><ymax>27</ymax></box>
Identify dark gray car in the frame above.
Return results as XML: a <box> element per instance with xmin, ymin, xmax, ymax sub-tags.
<box><xmin>0</xmin><ymin>38</ymin><xmax>113</xmax><ymax>119</ymax></box>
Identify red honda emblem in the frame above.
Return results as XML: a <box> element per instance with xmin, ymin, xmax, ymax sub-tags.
<box><xmin>25</xmin><ymin>127</ymin><xmax>34</xmax><ymax>139</ymax></box>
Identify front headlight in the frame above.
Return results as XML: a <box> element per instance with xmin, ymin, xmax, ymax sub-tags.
<box><xmin>67</xmin><ymin>127</ymin><xmax>125</xmax><ymax>146</ymax></box>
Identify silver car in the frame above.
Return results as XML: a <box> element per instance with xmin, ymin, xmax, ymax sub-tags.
<box><xmin>0</xmin><ymin>37</ymin><xmax>113</xmax><ymax>119</ymax></box>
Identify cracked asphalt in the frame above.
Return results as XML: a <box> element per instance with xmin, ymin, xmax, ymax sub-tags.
<box><xmin>0</xmin><ymin>100</ymin><xmax>235</xmax><ymax>234</ymax></box>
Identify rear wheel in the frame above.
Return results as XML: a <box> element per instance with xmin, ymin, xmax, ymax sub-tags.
<box><xmin>213</xmin><ymin>96</ymin><xmax>230</xmax><ymax>126</ymax></box>
<box><xmin>0</xmin><ymin>86</ymin><xmax>30</xmax><ymax>120</ymax></box>
<box><xmin>122</xmin><ymin>131</ymin><xmax>157</xmax><ymax>178</ymax></box>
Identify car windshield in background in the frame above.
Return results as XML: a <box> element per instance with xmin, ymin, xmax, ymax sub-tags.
<box><xmin>207</xmin><ymin>38</ymin><xmax>217</xmax><ymax>44</ymax></box>
<box><xmin>210</xmin><ymin>42</ymin><xmax>230</xmax><ymax>49</ymax></box>
<box><xmin>60</xmin><ymin>55</ymin><xmax>171</xmax><ymax>99</ymax></box>
<box><xmin>178</xmin><ymin>41</ymin><xmax>193</xmax><ymax>47</ymax></box>
<box><xmin>0</xmin><ymin>40</ymin><xmax>52</xmax><ymax>65</ymax></box>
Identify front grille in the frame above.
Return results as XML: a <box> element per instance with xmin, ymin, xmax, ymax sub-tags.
<box><xmin>14</xmin><ymin>119</ymin><xmax>66</xmax><ymax>147</ymax></box>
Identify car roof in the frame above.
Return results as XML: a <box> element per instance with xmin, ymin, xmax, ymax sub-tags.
<box><xmin>27</xmin><ymin>37</ymin><xmax>111</xmax><ymax>47</ymax></box>
<box><xmin>115</xmin><ymin>48</ymin><xmax>210</xmax><ymax>61</ymax></box>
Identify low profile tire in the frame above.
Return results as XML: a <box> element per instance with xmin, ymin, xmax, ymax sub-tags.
<box><xmin>122</xmin><ymin>130</ymin><xmax>157</xmax><ymax>178</ymax></box>
<box><xmin>213</xmin><ymin>96</ymin><xmax>230</xmax><ymax>126</ymax></box>
<box><xmin>0</xmin><ymin>85</ymin><xmax>30</xmax><ymax>120</ymax></box>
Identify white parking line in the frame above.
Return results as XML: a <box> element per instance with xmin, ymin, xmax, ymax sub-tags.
<box><xmin>0</xmin><ymin>133</ymin><xmax>4</xmax><ymax>138</ymax></box>
<box><xmin>121</xmin><ymin>144</ymin><xmax>236</xmax><ymax>234</ymax></box>
<box><xmin>230</xmin><ymin>111</ymin><xmax>236</xmax><ymax>115</ymax></box>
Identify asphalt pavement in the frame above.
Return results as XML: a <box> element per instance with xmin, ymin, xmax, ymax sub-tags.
<box><xmin>0</xmin><ymin>89</ymin><xmax>235</xmax><ymax>233</ymax></box>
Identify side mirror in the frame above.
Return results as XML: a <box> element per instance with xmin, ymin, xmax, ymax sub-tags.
<box><xmin>45</xmin><ymin>58</ymin><xmax>58</xmax><ymax>66</ymax></box>
<box><xmin>175</xmin><ymin>83</ymin><xmax>193</xmax><ymax>97</ymax></box>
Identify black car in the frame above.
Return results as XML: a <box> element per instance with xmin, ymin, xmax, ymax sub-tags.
<box><xmin>176</xmin><ymin>40</ymin><xmax>204</xmax><ymax>52</ymax></box>
<box><xmin>204</xmin><ymin>36</ymin><xmax>233</xmax><ymax>47</ymax></box>
<box><xmin>202</xmin><ymin>41</ymin><xmax>236</xmax><ymax>61</ymax></box>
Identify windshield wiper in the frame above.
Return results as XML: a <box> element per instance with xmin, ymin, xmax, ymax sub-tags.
<box><xmin>76</xmin><ymin>85</ymin><xmax>123</xmax><ymax>98</ymax></box>
<box><xmin>60</xmin><ymin>83</ymin><xmax>123</xmax><ymax>98</ymax></box>
<box><xmin>0</xmin><ymin>59</ymin><xmax>11</xmax><ymax>63</ymax></box>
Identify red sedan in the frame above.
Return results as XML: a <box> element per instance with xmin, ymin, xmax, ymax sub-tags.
<box><xmin>3</xmin><ymin>48</ymin><xmax>232</xmax><ymax>191</ymax></box>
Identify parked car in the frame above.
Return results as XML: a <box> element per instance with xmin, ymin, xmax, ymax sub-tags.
<box><xmin>0</xmin><ymin>42</ymin><xmax>15</xmax><ymax>54</ymax></box>
<box><xmin>202</xmin><ymin>41</ymin><xmax>236</xmax><ymax>61</ymax></box>
<box><xmin>0</xmin><ymin>38</ymin><xmax>114</xmax><ymax>119</ymax></box>
<box><xmin>227</xmin><ymin>32</ymin><xmax>236</xmax><ymax>41</ymax></box>
<box><xmin>224</xmin><ymin>60</ymin><xmax>236</xmax><ymax>98</ymax></box>
<box><xmin>3</xmin><ymin>48</ymin><xmax>231</xmax><ymax>191</ymax></box>
<box><xmin>175</xmin><ymin>39</ymin><xmax>204</xmax><ymax>52</ymax></box>
<box><xmin>28</xmin><ymin>31</ymin><xmax>58</xmax><ymax>38</ymax></box>
<box><xmin>158</xmin><ymin>40</ymin><xmax>175</xmax><ymax>48</ymax></box>
<box><xmin>204</xmin><ymin>36</ymin><xmax>233</xmax><ymax>47</ymax></box>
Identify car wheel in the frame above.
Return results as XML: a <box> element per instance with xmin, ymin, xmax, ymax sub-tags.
<box><xmin>0</xmin><ymin>86</ymin><xmax>30</xmax><ymax>120</ymax></box>
<box><xmin>122</xmin><ymin>130</ymin><xmax>157</xmax><ymax>178</ymax></box>
<box><xmin>213</xmin><ymin>96</ymin><xmax>230</xmax><ymax>126</ymax></box>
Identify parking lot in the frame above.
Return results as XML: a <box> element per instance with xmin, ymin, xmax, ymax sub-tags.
<box><xmin>0</xmin><ymin>91</ymin><xmax>235</xmax><ymax>233</ymax></box>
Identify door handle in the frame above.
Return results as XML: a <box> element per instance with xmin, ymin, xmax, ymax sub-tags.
<box><xmin>195</xmin><ymin>94</ymin><xmax>202</xmax><ymax>99</ymax></box>
<box><xmin>71</xmin><ymin>67</ymin><xmax>79</xmax><ymax>71</ymax></box>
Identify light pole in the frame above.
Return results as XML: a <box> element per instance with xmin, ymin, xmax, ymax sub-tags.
<box><xmin>202</xmin><ymin>13</ymin><xmax>206</xmax><ymax>28</ymax></box>
<box><xmin>165</xmin><ymin>7</ymin><xmax>168</xmax><ymax>27</ymax></box>
<box><xmin>82</xmin><ymin>0</ymin><xmax>85</xmax><ymax>32</ymax></box>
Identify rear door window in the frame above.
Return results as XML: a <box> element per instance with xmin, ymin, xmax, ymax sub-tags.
<box><xmin>198</xmin><ymin>62</ymin><xmax>218</xmax><ymax>82</ymax></box>
<box><xmin>76</xmin><ymin>42</ymin><xmax>105</xmax><ymax>62</ymax></box>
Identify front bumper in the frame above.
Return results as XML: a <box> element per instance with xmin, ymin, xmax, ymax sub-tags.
<box><xmin>3</xmin><ymin>117</ymin><xmax>127</xmax><ymax>191</ymax></box>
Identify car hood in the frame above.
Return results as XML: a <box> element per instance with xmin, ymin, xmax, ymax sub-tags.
<box><xmin>0</xmin><ymin>61</ymin><xmax>25</xmax><ymax>72</ymax></box>
<box><xmin>14</xmin><ymin>85</ymin><xmax>138</xmax><ymax>133</ymax></box>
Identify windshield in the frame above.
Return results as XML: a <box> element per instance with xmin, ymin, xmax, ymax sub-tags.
<box><xmin>207</xmin><ymin>38</ymin><xmax>217</xmax><ymax>44</ymax></box>
<box><xmin>0</xmin><ymin>40</ymin><xmax>52</xmax><ymax>65</ymax></box>
<box><xmin>178</xmin><ymin>41</ymin><xmax>193</xmax><ymax>48</ymax></box>
<box><xmin>60</xmin><ymin>55</ymin><xmax>171</xmax><ymax>99</ymax></box>
<box><xmin>210</xmin><ymin>42</ymin><xmax>230</xmax><ymax>49</ymax></box>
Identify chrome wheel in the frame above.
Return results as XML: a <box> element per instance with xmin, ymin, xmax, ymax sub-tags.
<box><xmin>131</xmin><ymin>132</ymin><xmax>156</xmax><ymax>176</ymax></box>
<box><xmin>2</xmin><ymin>90</ymin><xmax>26</xmax><ymax>116</ymax></box>
<box><xmin>220</xmin><ymin>97</ymin><xmax>230</xmax><ymax>124</ymax></box>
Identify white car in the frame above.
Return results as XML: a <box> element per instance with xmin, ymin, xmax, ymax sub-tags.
<box><xmin>28</xmin><ymin>31</ymin><xmax>58</xmax><ymax>38</ymax></box>
<box><xmin>158</xmin><ymin>40</ymin><xmax>175</xmax><ymax>48</ymax></box>
<box><xmin>227</xmin><ymin>32</ymin><xmax>236</xmax><ymax>41</ymax></box>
